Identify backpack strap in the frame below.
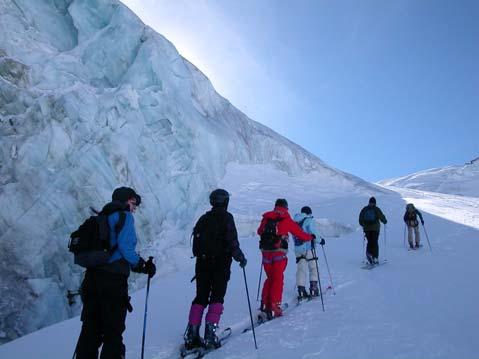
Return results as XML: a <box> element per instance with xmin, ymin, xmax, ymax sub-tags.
<box><xmin>110</xmin><ymin>211</ymin><xmax>127</xmax><ymax>254</ymax></box>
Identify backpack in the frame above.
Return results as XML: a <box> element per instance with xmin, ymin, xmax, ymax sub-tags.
<box><xmin>68</xmin><ymin>210</ymin><xmax>126</xmax><ymax>268</ymax></box>
<box><xmin>259</xmin><ymin>218</ymin><xmax>285</xmax><ymax>250</ymax></box>
<box><xmin>362</xmin><ymin>207</ymin><xmax>377</xmax><ymax>225</ymax></box>
<box><xmin>192</xmin><ymin>211</ymin><xmax>226</xmax><ymax>258</ymax></box>
<box><xmin>293</xmin><ymin>218</ymin><xmax>307</xmax><ymax>247</ymax></box>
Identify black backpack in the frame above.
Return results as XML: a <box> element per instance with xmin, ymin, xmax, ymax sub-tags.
<box><xmin>259</xmin><ymin>218</ymin><xmax>285</xmax><ymax>250</ymax></box>
<box><xmin>68</xmin><ymin>210</ymin><xmax>126</xmax><ymax>268</ymax></box>
<box><xmin>192</xmin><ymin>211</ymin><xmax>226</xmax><ymax>258</ymax></box>
<box><xmin>362</xmin><ymin>207</ymin><xmax>377</xmax><ymax>225</ymax></box>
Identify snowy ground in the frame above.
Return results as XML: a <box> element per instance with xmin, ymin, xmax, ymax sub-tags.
<box><xmin>1</xmin><ymin>164</ymin><xmax>478</xmax><ymax>359</ymax></box>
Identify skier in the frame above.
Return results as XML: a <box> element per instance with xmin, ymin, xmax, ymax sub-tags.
<box><xmin>404</xmin><ymin>203</ymin><xmax>424</xmax><ymax>249</ymax></box>
<box><xmin>75</xmin><ymin>187</ymin><xmax>156</xmax><ymax>359</ymax></box>
<box><xmin>184</xmin><ymin>189</ymin><xmax>247</xmax><ymax>351</ymax></box>
<box><xmin>358</xmin><ymin>197</ymin><xmax>387</xmax><ymax>265</ymax></box>
<box><xmin>293</xmin><ymin>206</ymin><xmax>325</xmax><ymax>301</ymax></box>
<box><xmin>257</xmin><ymin>199</ymin><xmax>314</xmax><ymax>319</ymax></box>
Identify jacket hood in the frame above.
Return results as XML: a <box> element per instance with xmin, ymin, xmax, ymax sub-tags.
<box><xmin>100</xmin><ymin>201</ymin><xmax>129</xmax><ymax>215</ymax></box>
<box><xmin>294</xmin><ymin>212</ymin><xmax>314</xmax><ymax>222</ymax></box>
<box><xmin>262</xmin><ymin>206</ymin><xmax>289</xmax><ymax>219</ymax></box>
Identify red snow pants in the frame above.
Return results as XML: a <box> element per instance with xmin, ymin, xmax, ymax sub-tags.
<box><xmin>261</xmin><ymin>251</ymin><xmax>288</xmax><ymax>312</ymax></box>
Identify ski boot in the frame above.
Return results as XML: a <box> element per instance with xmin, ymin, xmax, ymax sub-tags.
<box><xmin>372</xmin><ymin>257</ymin><xmax>379</xmax><ymax>265</ymax></box>
<box><xmin>297</xmin><ymin>286</ymin><xmax>310</xmax><ymax>302</ymax></box>
<box><xmin>310</xmin><ymin>281</ymin><xmax>319</xmax><ymax>297</ymax></box>
<box><xmin>366</xmin><ymin>252</ymin><xmax>373</xmax><ymax>264</ymax></box>
<box><xmin>270</xmin><ymin>302</ymin><xmax>283</xmax><ymax>318</ymax></box>
<box><xmin>415</xmin><ymin>243</ymin><xmax>420</xmax><ymax>249</ymax></box>
<box><xmin>204</xmin><ymin>322</ymin><xmax>221</xmax><ymax>349</ymax></box>
<box><xmin>184</xmin><ymin>324</ymin><xmax>202</xmax><ymax>350</ymax></box>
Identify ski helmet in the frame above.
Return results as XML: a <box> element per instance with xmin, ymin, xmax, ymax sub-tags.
<box><xmin>369</xmin><ymin>197</ymin><xmax>376</xmax><ymax>205</ymax></box>
<box><xmin>209</xmin><ymin>189</ymin><xmax>229</xmax><ymax>208</ymax></box>
<box><xmin>275</xmin><ymin>198</ymin><xmax>288</xmax><ymax>208</ymax></box>
<box><xmin>301</xmin><ymin>206</ymin><xmax>312</xmax><ymax>215</ymax></box>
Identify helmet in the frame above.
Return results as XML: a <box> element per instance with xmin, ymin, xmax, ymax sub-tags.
<box><xmin>275</xmin><ymin>198</ymin><xmax>288</xmax><ymax>208</ymax></box>
<box><xmin>369</xmin><ymin>197</ymin><xmax>376</xmax><ymax>205</ymax></box>
<box><xmin>301</xmin><ymin>206</ymin><xmax>312</xmax><ymax>215</ymax></box>
<box><xmin>209</xmin><ymin>189</ymin><xmax>229</xmax><ymax>208</ymax></box>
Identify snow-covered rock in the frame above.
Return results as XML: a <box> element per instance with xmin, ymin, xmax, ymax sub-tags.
<box><xmin>378</xmin><ymin>158</ymin><xmax>479</xmax><ymax>198</ymax></box>
<box><xmin>0</xmin><ymin>0</ymin><xmax>377</xmax><ymax>343</ymax></box>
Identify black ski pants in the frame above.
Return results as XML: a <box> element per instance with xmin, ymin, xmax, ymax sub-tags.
<box><xmin>365</xmin><ymin>231</ymin><xmax>380</xmax><ymax>259</ymax></box>
<box><xmin>76</xmin><ymin>270</ymin><xmax>129</xmax><ymax>359</ymax></box>
<box><xmin>193</xmin><ymin>256</ymin><xmax>232</xmax><ymax>306</ymax></box>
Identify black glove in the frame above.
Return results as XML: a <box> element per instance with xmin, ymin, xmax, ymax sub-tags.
<box><xmin>239</xmin><ymin>257</ymin><xmax>247</xmax><ymax>268</ymax></box>
<box><xmin>421</xmin><ymin>220</ymin><xmax>424</xmax><ymax>225</ymax></box>
<box><xmin>133</xmin><ymin>257</ymin><xmax>156</xmax><ymax>278</ymax></box>
<box><xmin>320</xmin><ymin>237</ymin><xmax>326</xmax><ymax>246</ymax></box>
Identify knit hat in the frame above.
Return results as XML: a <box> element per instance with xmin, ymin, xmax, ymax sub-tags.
<box><xmin>275</xmin><ymin>198</ymin><xmax>288</xmax><ymax>208</ymax></box>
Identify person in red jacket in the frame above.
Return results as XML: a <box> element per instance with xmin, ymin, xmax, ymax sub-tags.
<box><xmin>257</xmin><ymin>198</ymin><xmax>314</xmax><ymax>319</ymax></box>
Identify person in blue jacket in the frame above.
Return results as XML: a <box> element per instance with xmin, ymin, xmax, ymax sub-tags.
<box><xmin>293</xmin><ymin>206</ymin><xmax>325</xmax><ymax>300</ymax></box>
<box><xmin>76</xmin><ymin>187</ymin><xmax>156</xmax><ymax>359</ymax></box>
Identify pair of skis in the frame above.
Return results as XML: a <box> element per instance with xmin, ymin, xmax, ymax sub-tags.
<box><xmin>361</xmin><ymin>259</ymin><xmax>387</xmax><ymax>270</ymax></box>
<box><xmin>180</xmin><ymin>327</ymin><xmax>232</xmax><ymax>359</ymax></box>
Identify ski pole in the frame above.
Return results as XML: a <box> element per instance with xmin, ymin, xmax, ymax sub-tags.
<box><xmin>422</xmin><ymin>223</ymin><xmax>433</xmax><ymax>252</ymax></box>
<box><xmin>256</xmin><ymin>262</ymin><xmax>263</xmax><ymax>302</ymax></box>
<box><xmin>321</xmin><ymin>243</ymin><xmax>335</xmax><ymax>295</ymax></box>
<box><xmin>384</xmin><ymin>224</ymin><xmax>387</xmax><ymax>261</ymax></box>
<box><xmin>242</xmin><ymin>267</ymin><xmax>258</xmax><ymax>350</ymax></box>
<box><xmin>141</xmin><ymin>256</ymin><xmax>154</xmax><ymax>359</ymax></box>
<box><xmin>362</xmin><ymin>234</ymin><xmax>367</xmax><ymax>263</ymax></box>
<box><xmin>311</xmin><ymin>241</ymin><xmax>325</xmax><ymax>312</ymax></box>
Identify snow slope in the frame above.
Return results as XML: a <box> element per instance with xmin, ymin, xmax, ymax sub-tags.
<box><xmin>1</xmin><ymin>163</ymin><xmax>478</xmax><ymax>359</ymax></box>
<box><xmin>378</xmin><ymin>158</ymin><xmax>479</xmax><ymax>198</ymax></box>
<box><xmin>0</xmin><ymin>0</ymin><xmax>374</xmax><ymax>343</ymax></box>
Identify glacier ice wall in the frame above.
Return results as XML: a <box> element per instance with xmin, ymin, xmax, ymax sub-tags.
<box><xmin>0</xmin><ymin>0</ymin><xmax>372</xmax><ymax>342</ymax></box>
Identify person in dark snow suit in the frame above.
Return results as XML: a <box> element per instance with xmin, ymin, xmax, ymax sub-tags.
<box><xmin>75</xmin><ymin>187</ymin><xmax>156</xmax><ymax>359</ymax></box>
<box><xmin>358</xmin><ymin>197</ymin><xmax>387</xmax><ymax>264</ymax></box>
<box><xmin>184</xmin><ymin>189</ymin><xmax>247</xmax><ymax>350</ymax></box>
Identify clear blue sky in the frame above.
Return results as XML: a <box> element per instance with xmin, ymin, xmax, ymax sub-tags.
<box><xmin>122</xmin><ymin>0</ymin><xmax>479</xmax><ymax>181</ymax></box>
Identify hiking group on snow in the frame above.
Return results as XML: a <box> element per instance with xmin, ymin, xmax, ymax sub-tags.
<box><xmin>69</xmin><ymin>187</ymin><xmax>427</xmax><ymax>358</ymax></box>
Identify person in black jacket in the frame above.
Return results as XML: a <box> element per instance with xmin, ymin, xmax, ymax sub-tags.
<box><xmin>359</xmin><ymin>197</ymin><xmax>387</xmax><ymax>264</ymax></box>
<box><xmin>184</xmin><ymin>189</ymin><xmax>247</xmax><ymax>350</ymax></box>
<box><xmin>75</xmin><ymin>187</ymin><xmax>156</xmax><ymax>359</ymax></box>
<box><xmin>404</xmin><ymin>203</ymin><xmax>424</xmax><ymax>249</ymax></box>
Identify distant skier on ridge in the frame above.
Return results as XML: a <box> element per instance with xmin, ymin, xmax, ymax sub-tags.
<box><xmin>359</xmin><ymin>197</ymin><xmax>387</xmax><ymax>264</ymax></box>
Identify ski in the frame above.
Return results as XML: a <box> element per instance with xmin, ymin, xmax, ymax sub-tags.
<box><xmin>408</xmin><ymin>244</ymin><xmax>423</xmax><ymax>251</ymax></box>
<box><xmin>242</xmin><ymin>303</ymin><xmax>290</xmax><ymax>334</ymax></box>
<box><xmin>180</xmin><ymin>327</ymin><xmax>232</xmax><ymax>358</ymax></box>
<box><xmin>296</xmin><ymin>286</ymin><xmax>332</xmax><ymax>306</ymax></box>
<box><xmin>361</xmin><ymin>260</ymin><xmax>387</xmax><ymax>270</ymax></box>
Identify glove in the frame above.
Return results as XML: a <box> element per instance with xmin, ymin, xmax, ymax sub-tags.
<box><xmin>133</xmin><ymin>257</ymin><xmax>156</xmax><ymax>278</ymax></box>
<box><xmin>239</xmin><ymin>257</ymin><xmax>247</xmax><ymax>268</ymax></box>
<box><xmin>421</xmin><ymin>220</ymin><xmax>424</xmax><ymax>225</ymax></box>
<box><xmin>320</xmin><ymin>237</ymin><xmax>326</xmax><ymax>246</ymax></box>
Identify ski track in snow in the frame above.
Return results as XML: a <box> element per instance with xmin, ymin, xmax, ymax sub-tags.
<box><xmin>1</xmin><ymin>165</ymin><xmax>479</xmax><ymax>358</ymax></box>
